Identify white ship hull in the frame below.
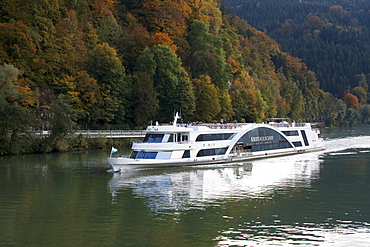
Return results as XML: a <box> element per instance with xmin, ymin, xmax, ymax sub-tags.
<box><xmin>108</xmin><ymin>114</ymin><xmax>324</xmax><ymax>172</ymax></box>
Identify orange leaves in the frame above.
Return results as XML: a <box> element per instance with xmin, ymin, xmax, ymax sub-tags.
<box><xmin>228</xmin><ymin>58</ymin><xmax>241</xmax><ymax>74</ymax></box>
<box><xmin>92</xmin><ymin>0</ymin><xmax>116</xmax><ymax>21</ymax></box>
<box><xmin>152</xmin><ymin>32</ymin><xmax>179</xmax><ymax>52</ymax></box>
<box><xmin>285</xmin><ymin>55</ymin><xmax>307</xmax><ymax>80</ymax></box>
<box><xmin>305</xmin><ymin>15</ymin><xmax>325</xmax><ymax>30</ymax></box>
<box><xmin>134</xmin><ymin>0</ymin><xmax>189</xmax><ymax>39</ymax></box>
<box><xmin>343</xmin><ymin>92</ymin><xmax>360</xmax><ymax>108</ymax></box>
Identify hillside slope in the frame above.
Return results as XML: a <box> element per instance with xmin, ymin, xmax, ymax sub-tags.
<box><xmin>0</xmin><ymin>0</ymin><xmax>345</xmax><ymax>153</ymax></box>
<box><xmin>225</xmin><ymin>0</ymin><xmax>370</xmax><ymax>97</ymax></box>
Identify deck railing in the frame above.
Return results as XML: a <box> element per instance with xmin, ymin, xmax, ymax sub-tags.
<box><xmin>34</xmin><ymin>130</ymin><xmax>146</xmax><ymax>138</ymax></box>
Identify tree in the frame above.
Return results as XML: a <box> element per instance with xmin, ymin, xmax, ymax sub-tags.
<box><xmin>74</xmin><ymin>71</ymin><xmax>103</xmax><ymax>127</ymax></box>
<box><xmin>150</xmin><ymin>44</ymin><xmax>195</xmax><ymax>121</ymax></box>
<box><xmin>351</xmin><ymin>86</ymin><xmax>367</xmax><ymax>105</ymax></box>
<box><xmin>86</xmin><ymin>42</ymin><xmax>128</xmax><ymax>124</ymax></box>
<box><xmin>42</xmin><ymin>94</ymin><xmax>77</xmax><ymax>152</ymax></box>
<box><xmin>218</xmin><ymin>89</ymin><xmax>234</xmax><ymax>121</ymax></box>
<box><xmin>343</xmin><ymin>92</ymin><xmax>360</xmax><ymax>108</ymax></box>
<box><xmin>49</xmin><ymin>94</ymin><xmax>77</xmax><ymax>140</ymax></box>
<box><xmin>230</xmin><ymin>79</ymin><xmax>262</xmax><ymax>122</ymax></box>
<box><xmin>0</xmin><ymin>22</ymin><xmax>36</xmax><ymax>77</ymax></box>
<box><xmin>358</xmin><ymin>104</ymin><xmax>370</xmax><ymax>124</ymax></box>
<box><xmin>0</xmin><ymin>64</ymin><xmax>22</xmax><ymax>99</ymax></box>
<box><xmin>152</xmin><ymin>32</ymin><xmax>179</xmax><ymax>52</ymax></box>
<box><xmin>192</xmin><ymin>75</ymin><xmax>221</xmax><ymax>122</ymax></box>
<box><xmin>0</xmin><ymin>64</ymin><xmax>35</xmax><ymax>154</ymax></box>
<box><xmin>187</xmin><ymin>20</ymin><xmax>231</xmax><ymax>90</ymax></box>
<box><xmin>130</xmin><ymin>72</ymin><xmax>158</xmax><ymax>127</ymax></box>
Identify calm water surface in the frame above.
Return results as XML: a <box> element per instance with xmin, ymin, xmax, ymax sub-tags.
<box><xmin>1</xmin><ymin>127</ymin><xmax>370</xmax><ymax>246</ymax></box>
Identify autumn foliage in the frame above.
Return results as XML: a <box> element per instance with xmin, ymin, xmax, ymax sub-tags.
<box><xmin>0</xmin><ymin>0</ymin><xmax>350</xmax><ymax>154</ymax></box>
<box><xmin>343</xmin><ymin>93</ymin><xmax>360</xmax><ymax>108</ymax></box>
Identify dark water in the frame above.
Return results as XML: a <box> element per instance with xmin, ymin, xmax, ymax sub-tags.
<box><xmin>1</xmin><ymin>127</ymin><xmax>370</xmax><ymax>246</ymax></box>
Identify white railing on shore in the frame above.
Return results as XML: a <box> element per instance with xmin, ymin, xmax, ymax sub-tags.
<box><xmin>35</xmin><ymin>130</ymin><xmax>146</xmax><ymax>138</ymax></box>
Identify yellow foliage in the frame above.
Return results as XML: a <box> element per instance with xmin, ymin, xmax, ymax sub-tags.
<box><xmin>14</xmin><ymin>78</ymin><xmax>38</xmax><ymax>107</ymax></box>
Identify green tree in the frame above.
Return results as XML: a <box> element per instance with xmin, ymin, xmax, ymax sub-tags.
<box><xmin>130</xmin><ymin>72</ymin><xmax>158</xmax><ymax>127</ymax></box>
<box><xmin>42</xmin><ymin>94</ymin><xmax>77</xmax><ymax>152</ymax></box>
<box><xmin>86</xmin><ymin>42</ymin><xmax>128</xmax><ymax>124</ymax></box>
<box><xmin>218</xmin><ymin>89</ymin><xmax>234</xmax><ymax>121</ymax></box>
<box><xmin>358</xmin><ymin>104</ymin><xmax>370</xmax><ymax>124</ymax></box>
<box><xmin>0</xmin><ymin>64</ymin><xmax>21</xmax><ymax>99</ymax></box>
<box><xmin>151</xmin><ymin>44</ymin><xmax>195</xmax><ymax>122</ymax></box>
<box><xmin>0</xmin><ymin>64</ymin><xmax>35</xmax><ymax>154</ymax></box>
<box><xmin>187</xmin><ymin>20</ymin><xmax>232</xmax><ymax>90</ymax></box>
<box><xmin>351</xmin><ymin>86</ymin><xmax>367</xmax><ymax>105</ymax></box>
<box><xmin>50</xmin><ymin>95</ymin><xmax>76</xmax><ymax>138</ymax></box>
<box><xmin>192</xmin><ymin>75</ymin><xmax>221</xmax><ymax>122</ymax></box>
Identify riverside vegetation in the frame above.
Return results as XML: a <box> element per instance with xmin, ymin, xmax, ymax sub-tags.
<box><xmin>1</xmin><ymin>0</ymin><xmax>369</xmax><ymax>155</ymax></box>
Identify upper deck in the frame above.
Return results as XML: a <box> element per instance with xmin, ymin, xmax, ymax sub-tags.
<box><xmin>145</xmin><ymin>121</ymin><xmax>312</xmax><ymax>133</ymax></box>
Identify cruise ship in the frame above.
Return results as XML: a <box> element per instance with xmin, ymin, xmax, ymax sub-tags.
<box><xmin>108</xmin><ymin>113</ymin><xmax>324</xmax><ymax>172</ymax></box>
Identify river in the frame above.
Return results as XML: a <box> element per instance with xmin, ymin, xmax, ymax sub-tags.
<box><xmin>1</xmin><ymin>127</ymin><xmax>370</xmax><ymax>246</ymax></box>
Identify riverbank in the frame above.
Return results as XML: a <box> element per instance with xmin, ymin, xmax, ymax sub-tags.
<box><xmin>0</xmin><ymin>134</ymin><xmax>141</xmax><ymax>156</ymax></box>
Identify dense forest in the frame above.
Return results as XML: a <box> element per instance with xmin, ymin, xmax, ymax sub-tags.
<box><xmin>225</xmin><ymin>0</ymin><xmax>370</xmax><ymax>97</ymax></box>
<box><xmin>0</xmin><ymin>0</ymin><xmax>366</xmax><ymax>154</ymax></box>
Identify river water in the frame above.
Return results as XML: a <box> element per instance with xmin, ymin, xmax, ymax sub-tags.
<box><xmin>1</xmin><ymin>127</ymin><xmax>370</xmax><ymax>246</ymax></box>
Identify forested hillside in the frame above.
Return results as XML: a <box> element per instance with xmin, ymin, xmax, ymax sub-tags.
<box><xmin>0</xmin><ymin>0</ymin><xmax>358</xmax><ymax>154</ymax></box>
<box><xmin>225</xmin><ymin>0</ymin><xmax>370</xmax><ymax>97</ymax></box>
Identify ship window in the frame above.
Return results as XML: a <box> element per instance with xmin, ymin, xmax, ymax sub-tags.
<box><xmin>182</xmin><ymin>135</ymin><xmax>188</xmax><ymax>142</ymax></box>
<box><xmin>301</xmin><ymin>130</ymin><xmax>309</xmax><ymax>146</ymax></box>
<box><xmin>156</xmin><ymin>152</ymin><xmax>172</xmax><ymax>159</ymax></box>
<box><xmin>196</xmin><ymin>148</ymin><xmax>227</xmax><ymax>157</ymax></box>
<box><xmin>168</xmin><ymin>134</ymin><xmax>173</xmax><ymax>142</ymax></box>
<box><xmin>292</xmin><ymin>141</ymin><xmax>302</xmax><ymax>147</ymax></box>
<box><xmin>143</xmin><ymin>134</ymin><xmax>164</xmax><ymax>143</ymax></box>
<box><xmin>134</xmin><ymin>151</ymin><xmax>158</xmax><ymax>159</ymax></box>
<box><xmin>196</xmin><ymin>133</ymin><xmax>234</xmax><ymax>141</ymax></box>
<box><xmin>282</xmin><ymin>130</ymin><xmax>299</xmax><ymax>136</ymax></box>
<box><xmin>182</xmin><ymin>150</ymin><xmax>190</xmax><ymax>158</ymax></box>
<box><xmin>235</xmin><ymin>127</ymin><xmax>293</xmax><ymax>152</ymax></box>
<box><xmin>130</xmin><ymin>151</ymin><xmax>137</xmax><ymax>158</ymax></box>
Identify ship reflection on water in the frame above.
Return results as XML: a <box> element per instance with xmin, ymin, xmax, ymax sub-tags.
<box><xmin>108</xmin><ymin>153</ymin><xmax>321</xmax><ymax>212</ymax></box>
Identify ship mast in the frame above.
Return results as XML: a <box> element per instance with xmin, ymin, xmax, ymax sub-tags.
<box><xmin>173</xmin><ymin>112</ymin><xmax>181</xmax><ymax>126</ymax></box>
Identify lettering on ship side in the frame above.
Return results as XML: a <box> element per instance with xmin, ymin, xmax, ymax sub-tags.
<box><xmin>250</xmin><ymin>136</ymin><xmax>274</xmax><ymax>142</ymax></box>
<box><xmin>135</xmin><ymin>144</ymin><xmax>161</xmax><ymax>149</ymax></box>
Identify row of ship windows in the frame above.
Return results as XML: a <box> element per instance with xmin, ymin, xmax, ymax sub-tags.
<box><xmin>143</xmin><ymin>133</ymin><xmax>235</xmax><ymax>143</ymax></box>
<box><xmin>130</xmin><ymin>140</ymin><xmax>300</xmax><ymax>159</ymax></box>
<box><xmin>130</xmin><ymin>148</ymin><xmax>228</xmax><ymax>159</ymax></box>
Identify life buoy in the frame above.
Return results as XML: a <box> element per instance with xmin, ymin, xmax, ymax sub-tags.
<box><xmin>230</xmin><ymin>125</ymin><xmax>233</xmax><ymax>129</ymax></box>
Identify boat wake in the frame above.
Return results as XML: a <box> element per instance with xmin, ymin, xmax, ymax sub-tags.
<box><xmin>321</xmin><ymin>135</ymin><xmax>370</xmax><ymax>156</ymax></box>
